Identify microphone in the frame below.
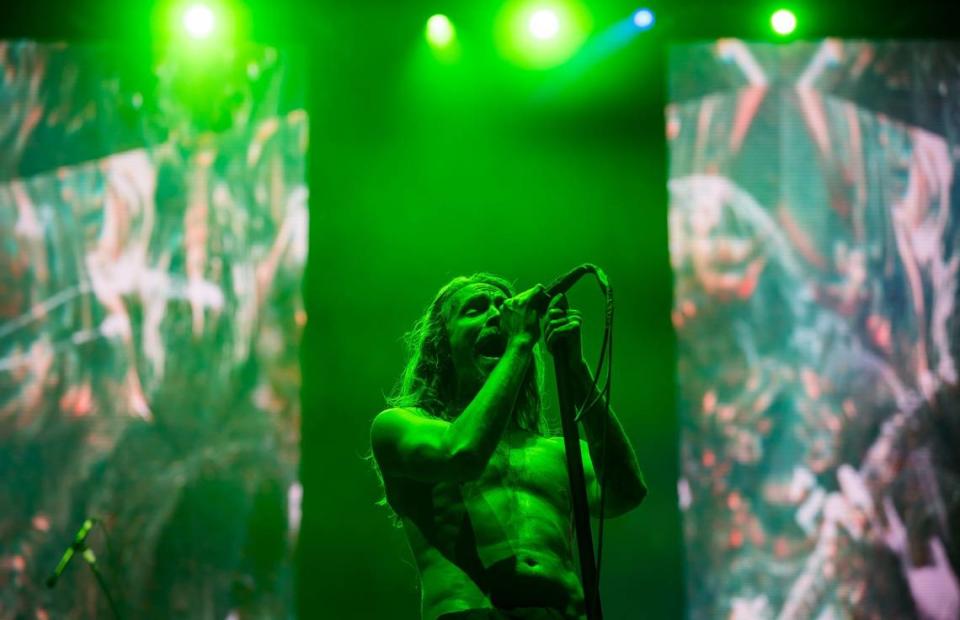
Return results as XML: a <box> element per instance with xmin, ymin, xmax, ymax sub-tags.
<box><xmin>533</xmin><ymin>264</ymin><xmax>607</xmax><ymax>313</ymax></box>
<box><xmin>545</xmin><ymin>265</ymin><xmax>596</xmax><ymax>298</ymax></box>
<box><xmin>46</xmin><ymin>518</ymin><xmax>96</xmax><ymax>588</ymax></box>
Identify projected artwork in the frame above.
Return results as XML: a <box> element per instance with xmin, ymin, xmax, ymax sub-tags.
<box><xmin>669</xmin><ymin>41</ymin><xmax>960</xmax><ymax>619</ymax></box>
<box><xmin>0</xmin><ymin>42</ymin><xmax>306</xmax><ymax>618</ymax></box>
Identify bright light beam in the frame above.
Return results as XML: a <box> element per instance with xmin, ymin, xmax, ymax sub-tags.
<box><xmin>771</xmin><ymin>9</ymin><xmax>797</xmax><ymax>36</ymax></box>
<box><xmin>495</xmin><ymin>0</ymin><xmax>590</xmax><ymax>70</ymax></box>
<box><xmin>533</xmin><ymin>12</ymin><xmax>650</xmax><ymax>100</ymax></box>
<box><xmin>183</xmin><ymin>3</ymin><xmax>216</xmax><ymax>39</ymax></box>
<box><xmin>426</xmin><ymin>14</ymin><xmax>455</xmax><ymax>48</ymax></box>
<box><xmin>529</xmin><ymin>9</ymin><xmax>561</xmax><ymax>40</ymax></box>
<box><xmin>632</xmin><ymin>8</ymin><xmax>654</xmax><ymax>30</ymax></box>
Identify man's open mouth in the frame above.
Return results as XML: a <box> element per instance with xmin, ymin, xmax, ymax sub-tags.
<box><xmin>475</xmin><ymin>333</ymin><xmax>507</xmax><ymax>359</ymax></box>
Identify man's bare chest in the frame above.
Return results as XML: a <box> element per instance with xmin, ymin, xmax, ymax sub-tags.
<box><xmin>388</xmin><ymin>433</ymin><xmax>574</xmax><ymax>529</ymax></box>
<box><xmin>461</xmin><ymin>434</ymin><xmax>572</xmax><ymax>509</ymax></box>
<box><xmin>393</xmin><ymin>433</ymin><xmax>578</xmax><ymax>578</ymax></box>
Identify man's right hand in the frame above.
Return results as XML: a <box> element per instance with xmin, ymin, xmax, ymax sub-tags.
<box><xmin>501</xmin><ymin>284</ymin><xmax>548</xmax><ymax>349</ymax></box>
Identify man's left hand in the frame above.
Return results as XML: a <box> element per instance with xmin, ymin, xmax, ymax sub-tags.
<box><xmin>544</xmin><ymin>294</ymin><xmax>583</xmax><ymax>364</ymax></box>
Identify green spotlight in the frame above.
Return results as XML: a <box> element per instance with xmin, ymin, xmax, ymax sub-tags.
<box><xmin>528</xmin><ymin>9</ymin><xmax>560</xmax><ymax>40</ymax></box>
<box><xmin>426</xmin><ymin>14</ymin><xmax>455</xmax><ymax>48</ymax></box>
<box><xmin>771</xmin><ymin>9</ymin><xmax>797</xmax><ymax>36</ymax></box>
<box><xmin>495</xmin><ymin>0</ymin><xmax>591</xmax><ymax>70</ymax></box>
<box><xmin>183</xmin><ymin>3</ymin><xmax>216</xmax><ymax>39</ymax></box>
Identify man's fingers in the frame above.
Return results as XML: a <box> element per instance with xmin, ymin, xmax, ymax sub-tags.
<box><xmin>512</xmin><ymin>284</ymin><xmax>548</xmax><ymax>306</ymax></box>
<box><xmin>524</xmin><ymin>284</ymin><xmax>546</xmax><ymax>298</ymax></box>
<box><xmin>547</xmin><ymin>308</ymin><xmax>581</xmax><ymax>318</ymax></box>
<box><xmin>545</xmin><ymin>324</ymin><xmax>581</xmax><ymax>353</ymax></box>
<box><xmin>545</xmin><ymin>317</ymin><xmax>581</xmax><ymax>331</ymax></box>
<box><xmin>543</xmin><ymin>300</ymin><xmax>581</xmax><ymax>350</ymax></box>
<box><xmin>549</xmin><ymin>292</ymin><xmax>570</xmax><ymax>308</ymax></box>
<box><xmin>545</xmin><ymin>321</ymin><xmax>581</xmax><ymax>342</ymax></box>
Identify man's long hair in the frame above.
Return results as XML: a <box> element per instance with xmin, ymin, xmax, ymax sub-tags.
<box><xmin>385</xmin><ymin>273</ymin><xmax>547</xmax><ymax>435</ymax></box>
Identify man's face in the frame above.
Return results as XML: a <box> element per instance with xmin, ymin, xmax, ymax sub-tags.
<box><xmin>443</xmin><ymin>283</ymin><xmax>510</xmax><ymax>392</ymax></box>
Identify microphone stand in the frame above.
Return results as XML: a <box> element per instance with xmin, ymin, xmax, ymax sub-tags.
<box><xmin>536</xmin><ymin>266</ymin><xmax>612</xmax><ymax>619</ymax></box>
<box><xmin>47</xmin><ymin>521</ymin><xmax>123</xmax><ymax>620</ymax></box>
<box><xmin>79</xmin><ymin>545</ymin><xmax>123</xmax><ymax>620</ymax></box>
<box><xmin>554</xmin><ymin>353</ymin><xmax>603</xmax><ymax>620</ymax></box>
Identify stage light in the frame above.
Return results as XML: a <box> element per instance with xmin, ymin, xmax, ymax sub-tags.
<box><xmin>426</xmin><ymin>14</ymin><xmax>455</xmax><ymax>48</ymax></box>
<box><xmin>495</xmin><ymin>0</ymin><xmax>591</xmax><ymax>70</ymax></box>
<box><xmin>771</xmin><ymin>9</ymin><xmax>797</xmax><ymax>35</ymax></box>
<box><xmin>529</xmin><ymin>9</ymin><xmax>560</xmax><ymax>40</ymax></box>
<box><xmin>632</xmin><ymin>8</ymin><xmax>654</xmax><ymax>30</ymax></box>
<box><xmin>183</xmin><ymin>3</ymin><xmax>216</xmax><ymax>39</ymax></box>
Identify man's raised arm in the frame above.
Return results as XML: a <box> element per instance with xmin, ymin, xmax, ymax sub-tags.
<box><xmin>543</xmin><ymin>297</ymin><xmax>647</xmax><ymax>517</ymax></box>
<box><xmin>371</xmin><ymin>336</ymin><xmax>534</xmax><ymax>483</ymax></box>
<box><xmin>569</xmin><ymin>358</ymin><xmax>648</xmax><ymax>517</ymax></box>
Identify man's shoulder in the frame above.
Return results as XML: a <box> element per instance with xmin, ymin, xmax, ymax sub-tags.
<box><xmin>370</xmin><ymin>407</ymin><xmax>447</xmax><ymax>453</ymax></box>
<box><xmin>371</xmin><ymin>406</ymin><xmax>457</xmax><ymax>482</ymax></box>
<box><xmin>372</xmin><ymin>406</ymin><xmax>433</xmax><ymax>428</ymax></box>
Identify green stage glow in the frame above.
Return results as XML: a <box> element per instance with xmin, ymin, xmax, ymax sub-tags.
<box><xmin>771</xmin><ymin>9</ymin><xmax>797</xmax><ymax>35</ymax></box>
<box><xmin>183</xmin><ymin>3</ymin><xmax>216</xmax><ymax>39</ymax></box>
<box><xmin>426</xmin><ymin>14</ymin><xmax>455</xmax><ymax>48</ymax></box>
<box><xmin>495</xmin><ymin>0</ymin><xmax>591</xmax><ymax>70</ymax></box>
<box><xmin>529</xmin><ymin>9</ymin><xmax>560</xmax><ymax>40</ymax></box>
<box><xmin>154</xmin><ymin>0</ymin><xmax>245</xmax><ymax>50</ymax></box>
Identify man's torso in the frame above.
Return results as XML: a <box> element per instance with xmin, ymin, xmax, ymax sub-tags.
<box><xmin>382</xmin><ymin>428</ymin><xmax>586</xmax><ymax>620</ymax></box>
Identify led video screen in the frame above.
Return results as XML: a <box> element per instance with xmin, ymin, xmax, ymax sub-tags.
<box><xmin>0</xmin><ymin>41</ymin><xmax>306</xmax><ymax>618</ymax></box>
<box><xmin>669</xmin><ymin>40</ymin><xmax>960</xmax><ymax>619</ymax></box>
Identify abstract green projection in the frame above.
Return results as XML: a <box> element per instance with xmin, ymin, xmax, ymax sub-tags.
<box><xmin>669</xmin><ymin>40</ymin><xmax>960</xmax><ymax>620</ymax></box>
<box><xmin>0</xmin><ymin>41</ymin><xmax>306</xmax><ymax>619</ymax></box>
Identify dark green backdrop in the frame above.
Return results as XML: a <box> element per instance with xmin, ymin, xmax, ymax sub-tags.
<box><xmin>299</xmin><ymin>5</ymin><xmax>683</xmax><ymax>619</ymax></box>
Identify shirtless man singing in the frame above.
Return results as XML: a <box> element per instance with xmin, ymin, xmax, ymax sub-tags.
<box><xmin>371</xmin><ymin>273</ymin><xmax>647</xmax><ymax>619</ymax></box>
